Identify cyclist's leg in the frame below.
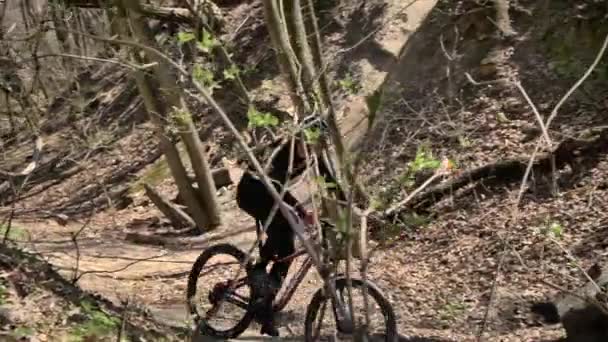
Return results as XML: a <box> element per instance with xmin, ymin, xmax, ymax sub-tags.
<box><xmin>264</xmin><ymin>219</ymin><xmax>295</xmax><ymax>290</ymax></box>
<box><xmin>237</xmin><ymin>173</ymin><xmax>272</xmax><ymax>263</ymax></box>
<box><xmin>255</xmin><ymin>215</ymin><xmax>294</xmax><ymax>337</ymax></box>
<box><xmin>236</xmin><ymin>174</ymin><xmax>281</xmax><ymax>335</ymax></box>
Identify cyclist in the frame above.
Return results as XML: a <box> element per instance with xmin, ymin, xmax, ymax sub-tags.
<box><xmin>236</xmin><ymin>115</ymin><xmax>345</xmax><ymax>336</ymax></box>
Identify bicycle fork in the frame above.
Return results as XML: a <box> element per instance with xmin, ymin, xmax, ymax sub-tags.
<box><xmin>330</xmin><ymin>287</ymin><xmax>355</xmax><ymax>335</ymax></box>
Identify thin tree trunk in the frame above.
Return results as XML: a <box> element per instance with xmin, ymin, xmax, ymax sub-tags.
<box><xmin>132</xmin><ymin>68</ymin><xmax>212</xmax><ymax>232</ymax></box>
<box><xmin>50</xmin><ymin>3</ymin><xmax>70</xmax><ymax>51</ymax></box>
<box><xmin>121</xmin><ymin>0</ymin><xmax>222</xmax><ymax>229</ymax></box>
<box><xmin>111</xmin><ymin>2</ymin><xmax>215</xmax><ymax>232</ymax></box>
<box><xmin>262</xmin><ymin>0</ymin><xmax>308</xmax><ymax>114</ymax></box>
<box><xmin>493</xmin><ymin>0</ymin><xmax>517</xmax><ymax>38</ymax></box>
<box><xmin>288</xmin><ymin>0</ymin><xmax>317</xmax><ymax>95</ymax></box>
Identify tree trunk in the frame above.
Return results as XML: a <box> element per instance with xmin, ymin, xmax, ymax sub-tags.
<box><xmin>493</xmin><ymin>0</ymin><xmax>517</xmax><ymax>38</ymax></box>
<box><xmin>175</xmin><ymin>167</ymin><xmax>232</xmax><ymax>205</ymax></box>
<box><xmin>50</xmin><ymin>2</ymin><xmax>71</xmax><ymax>52</ymax></box>
<box><xmin>111</xmin><ymin>3</ymin><xmax>215</xmax><ymax>232</ymax></box>
<box><xmin>286</xmin><ymin>0</ymin><xmax>317</xmax><ymax>96</ymax></box>
<box><xmin>261</xmin><ymin>0</ymin><xmax>308</xmax><ymax>113</ymax></box>
<box><xmin>121</xmin><ymin>0</ymin><xmax>222</xmax><ymax>229</ymax></box>
<box><xmin>133</xmin><ymin>69</ymin><xmax>213</xmax><ymax>232</ymax></box>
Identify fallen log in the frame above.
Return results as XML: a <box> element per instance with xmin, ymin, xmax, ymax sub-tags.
<box><xmin>63</xmin><ymin>1</ymin><xmax>225</xmax><ymax>30</ymax></box>
<box><xmin>0</xmin><ymin>135</ymin><xmax>44</xmax><ymax>180</ymax></box>
<box><xmin>395</xmin><ymin>129</ymin><xmax>608</xmax><ymax>215</ymax></box>
<box><xmin>144</xmin><ymin>183</ymin><xmax>195</xmax><ymax>229</ymax></box>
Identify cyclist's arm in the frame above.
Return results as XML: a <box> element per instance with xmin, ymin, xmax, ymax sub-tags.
<box><xmin>279</xmin><ymin>187</ymin><xmax>308</xmax><ymax>219</ymax></box>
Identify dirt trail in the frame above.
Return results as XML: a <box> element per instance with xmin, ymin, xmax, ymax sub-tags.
<box><xmin>9</xmin><ymin>1</ymin><xmax>438</xmax><ymax>339</ymax></box>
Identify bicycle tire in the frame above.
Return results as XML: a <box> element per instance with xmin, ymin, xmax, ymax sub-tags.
<box><xmin>187</xmin><ymin>243</ymin><xmax>255</xmax><ymax>339</ymax></box>
<box><xmin>304</xmin><ymin>277</ymin><xmax>398</xmax><ymax>342</ymax></box>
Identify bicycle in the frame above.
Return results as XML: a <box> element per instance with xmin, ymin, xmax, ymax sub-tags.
<box><xmin>186</xmin><ymin>210</ymin><xmax>398</xmax><ymax>341</ymax></box>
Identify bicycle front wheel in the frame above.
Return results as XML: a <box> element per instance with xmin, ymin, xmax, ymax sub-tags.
<box><xmin>186</xmin><ymin>243</ymin><xmax>254</xmax><ymax>339</ymax></box>
<box><xmin>304</xmin><ymin>277</ymin><xmax>398</xmax><ymax>342</ymax></box>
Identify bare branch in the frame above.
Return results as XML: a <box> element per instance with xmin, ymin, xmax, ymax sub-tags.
<box><xmin>546</xmin><ymin>31</ymin><xmax>608</xmax><ymax>129</ymax></box>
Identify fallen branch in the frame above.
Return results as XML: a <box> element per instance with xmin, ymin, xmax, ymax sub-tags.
<box><xmin>144</xmin><ymin>183</ymin><xmax>195</xmax><ymax>229</ymax></box>
<box><xmin>62</xmin><ymin>1</ymin><xmax>225</xmax><ymax>29</ymax></box>
<box><xmin>397</xmin><ymin>129</ymin><xmax>608</xmax><ymax>213</ymax></box>
<box><xmin>0</xmin><ymin>135</ymin><xmax>44</xmax><ymax>180</ymax></box>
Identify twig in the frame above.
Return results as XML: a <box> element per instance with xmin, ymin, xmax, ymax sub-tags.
<box><xmin>71</xmin><ymin>208</ymin><xmax>94</xmax><ymax>283</ymax></box>
<box><xmin>549</xmin><ymin>236</ymin><xmax>602</xmax><ymax>293</ymax></box>
<box><xmin>513</xmin><ymin>81</ymin><xmax>551</xmax><ymax>146</ymax></box>
<box><xmin>72</xmin><ymin>253</ymin><xmax>182</xmax><ymax>282</ymax></box>
<box><xmin>477</xmin><ymin>245</ymin><xmax>507</xmax><ymax>341</ymax></box>
<box><xmin>1</xmin><ymin>206</ymin><xmax>17</xmax><ymax>244</ymax></box>
<box><xmin>546</xmin><ymin>31</ymin><xmax>608</xmax><ymax>129</ymax></box>
<box><xmin>383</xmin><ymin>167</ymin><xmax>446</xmax><ymax>216</ymax></box>
<box><xmin>231</xmin><ymin>14</ymin><xmax>251</xmax><ymax>40</ymax></box>
<box><xmin>116</xmin><ymin>296</ymin><xmax>130</xmax><ymax>342</ymax></box>
<box><xmin>540</xmin><ymin>279</ymin><xmax>608</xmax><ymax>317</ymax></box>
<box><xmin>20</xmin><ymin>53</ymin><xmax>144</xmax><ymax>70</ymax></box>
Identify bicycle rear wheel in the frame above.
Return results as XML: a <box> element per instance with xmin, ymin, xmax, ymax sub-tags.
<box><xmin>304</xmin><ymin>277</ymin><xmax>398</xmax><ymax>342</ymax></box>
<box><xmin>186</xmin><ymin>243</ymin><xmax>254</xmax><ymax>339</ymax></box>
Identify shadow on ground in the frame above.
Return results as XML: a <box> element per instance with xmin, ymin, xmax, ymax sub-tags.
<box><xmin>193</xmin><ymin>333</ymin><xmax>455</xmax><ymax>342</ymax></box>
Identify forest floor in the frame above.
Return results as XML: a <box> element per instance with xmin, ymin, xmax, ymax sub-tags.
<box><xmin>2</xmin><ymin>0</ymin><xmax>608</xmax><ymax>341</ymax></box>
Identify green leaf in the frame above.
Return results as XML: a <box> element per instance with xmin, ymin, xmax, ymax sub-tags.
<box><xmin>315</xmin><ymin>176</ymin><xmax>336</xmax><ymax>190</ymax></box>
<box><xmin>304</xmin><ymin>127</ymin><xmax>321</xmax><ymax>144</ymax></box>
<box><xmin>337</xmin><ymin>74</ymin><xmax>360</xmax><ymax>94</ymax></box>
<box><xmin>193</xmin><ymin>64</ymin><xmax>220</xmax><ymax>92</ymax></box>
<box><xmin>496</xmin><ymin>112</ymin><xmax>510</xmax><ymax>123</ymax></box>
<box><xmin>197</xmin><ymin>29</ymin><xmax>217</xmax><ymax>53</ymax></box>
<box><xmin>177</xmin><ymin>31</ymin><xmax>196</xmax><ymax>43</ymax></box>
<box><xmin>12</xmin><ymin>327</ymin><xmax>34</xmax><ymax>339</ymax></box>
<box><xmin>247</xmin><ymin>106</ymin><xmax>279</xmax><ymax>128</ymax></box>
<box><xmin>223</xmin><ymin>64</ymin><xmax>240</xmax><ymax>80</ymax></box>
<box><xmin>548</xmin><ymin>221</ymin><xmax>564</xmax><ymax>238</ymax></box>
<box><xmin>409</xmin><ymin>145</ymin><xmax>441</xmax><ymax>172</ymax></box>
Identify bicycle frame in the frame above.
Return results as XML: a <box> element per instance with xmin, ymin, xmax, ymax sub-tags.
<box><xmin>273</xmin><ymin>248</ymin><xmax>314</xmax><ymax>312</ymax></box>
<box><xmin>206</xmin><ymin>217</ymin><xmax>353</xmax><ymax>332</ymax></box>
<box><xmin>264</xmin><ymin>218</ymin><xmax>352</xmax><ymax>329</ymax></box>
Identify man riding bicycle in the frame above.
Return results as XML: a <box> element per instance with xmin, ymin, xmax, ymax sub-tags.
<box><xmin>235</xmin><ymin>114</ymin><xmax>345</xmax><ymax>337</ymax></box>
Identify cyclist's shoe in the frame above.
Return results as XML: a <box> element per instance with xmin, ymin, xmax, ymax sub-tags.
<box><xmin>260</xmin><ymin>320</ymin><xmax>280</xmax><ymax>337</ymax></box>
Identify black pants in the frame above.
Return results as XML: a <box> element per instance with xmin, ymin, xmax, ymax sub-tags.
<box><xmin>236</xmin><ymin>172</ymin><xmax>296</xmax><ymax>288</ymax></box>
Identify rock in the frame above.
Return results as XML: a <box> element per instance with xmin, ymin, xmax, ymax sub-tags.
<box><xmin>531</xmin><ymin>263</ymin><xmax>608</xmax><ymax>342</ymax></box>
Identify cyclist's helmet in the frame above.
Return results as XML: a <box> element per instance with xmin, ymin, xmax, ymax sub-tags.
<box><xmin>300</xmin><ymin>114</ymin><xmax>329</xmax><ymax>134</ymax></box>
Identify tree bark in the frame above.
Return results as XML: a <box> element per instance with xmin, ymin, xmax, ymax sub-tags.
<box><xmin>110</xmin><ymin>3</ymin><xmax>214</xmax><ymax>232</ymax></box>
<box><xmin>262</xmin><ymin>0</ymin><xmax>308</xmax><ymax>113</ymax></box>
<box><xmin>121</xmin><ymin>0</ymin><xmax>222</xmax><ymax>229</ymax></box>
<box><xmin>288</xmin><ymin>0</ymin><xmax>317</xmax><ymax>96</ymax></box>
<box><xmin>493</xmin><ymin>0</ymin><xmax>517</xmax><ymax>38</ymax></box>
<box><xmin>133</xmin><ymin>69</ymin><xmax>213</xmax><ymax>232</ymax></box>
<box><xmin>64</xmin><ymin>0</ymin><xmax>224</xmax><ymax>29</ymax></box>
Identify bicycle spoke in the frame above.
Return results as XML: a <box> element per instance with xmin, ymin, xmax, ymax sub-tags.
<box><xmin>307</xmin><ymin>280</ymin><xmax>393</xmax><ymax>341</ymax></box>
<box><xmin>188</xmin><ymin>245</ymin><xmax>253</xmax><ymax>338</ymax></box>
<box><xmin>224</xmin><ymin>291</ymin><xmax>250</xmax><ymax>309</ymax></box>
